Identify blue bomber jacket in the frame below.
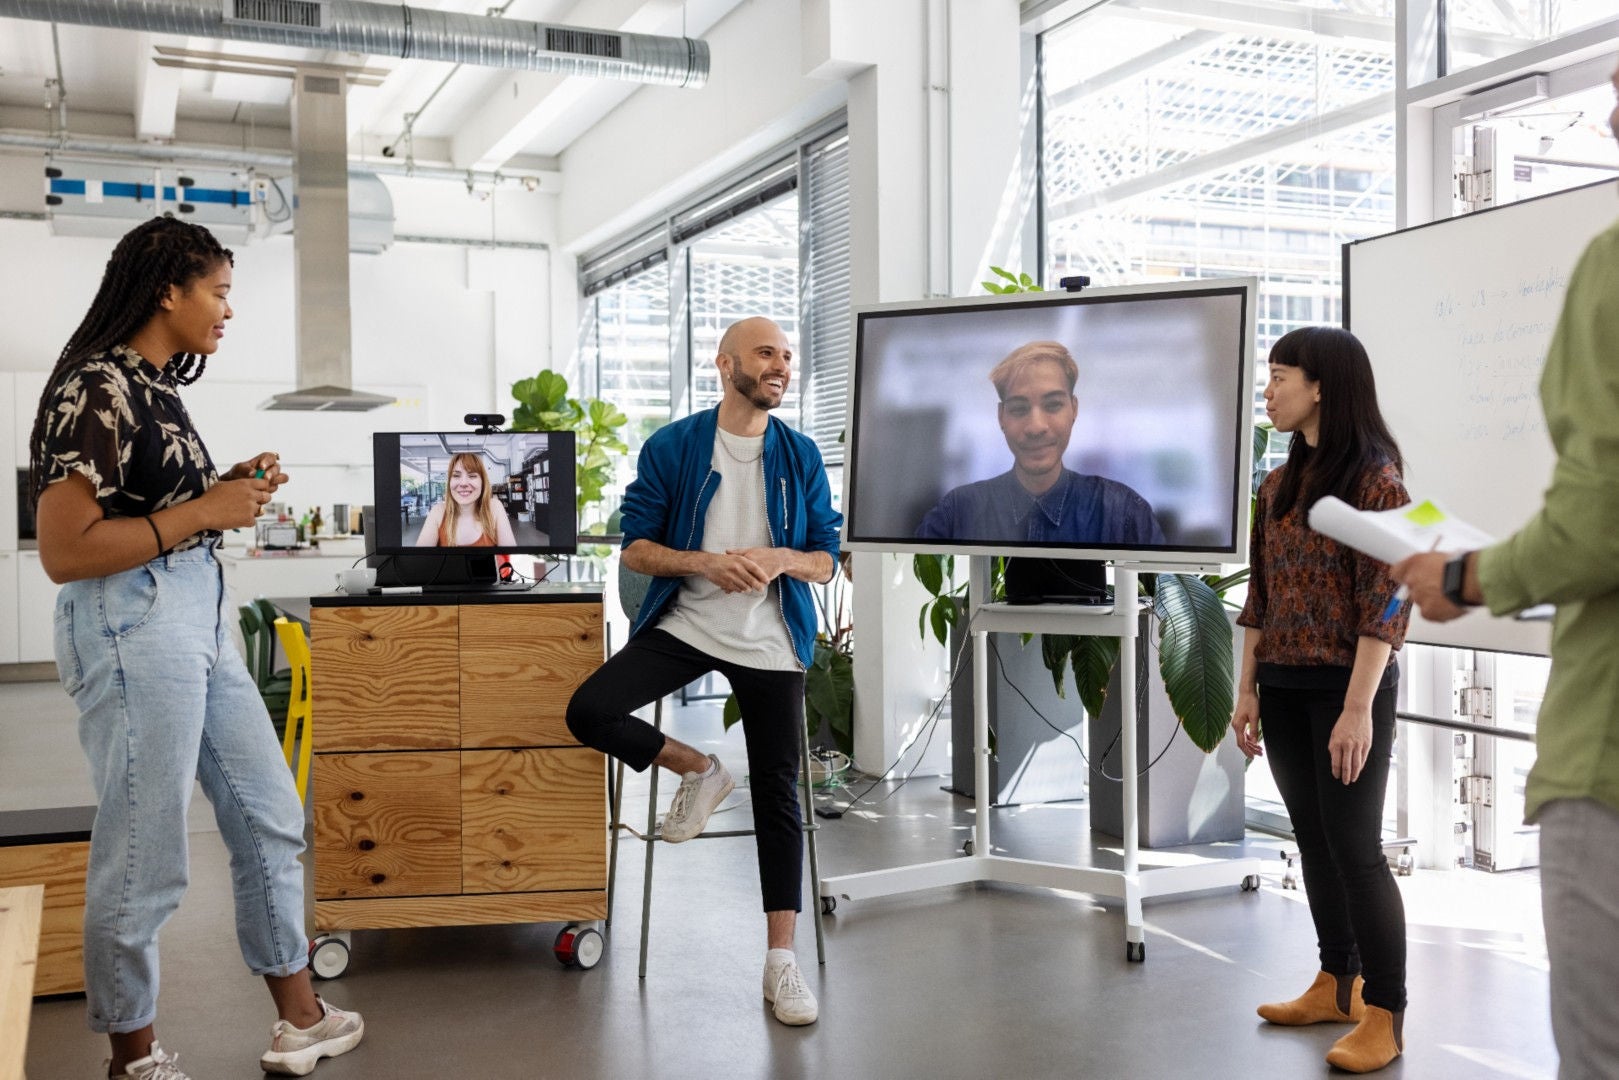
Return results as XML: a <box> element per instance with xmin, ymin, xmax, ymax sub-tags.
<box><xmin>618</xmin><ymin>407</ymin><xmax>842</xmax><ymax>668</ymax></box>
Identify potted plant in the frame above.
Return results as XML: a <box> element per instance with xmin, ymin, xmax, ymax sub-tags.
<box><xmin>508</xmin><ymin>369</ymin><xmax>630</xmax><ymax>556</ymax></box>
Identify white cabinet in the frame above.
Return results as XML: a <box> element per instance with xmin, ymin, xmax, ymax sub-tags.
<box><xmin>17</xmin><ymin>551</ymin><xmax>58</xmax><ymax>664</ymax></box>
<box><xmin>0</xmin><ymin>551</ymin><xmax>18</xmax><ymax>664</ymax></box>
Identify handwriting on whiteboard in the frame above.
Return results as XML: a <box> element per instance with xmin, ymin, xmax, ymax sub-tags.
<box><xmin>1427</xmin><ymin>267</ymin><xmax>1566</xmax><ymax>443</ymax></box>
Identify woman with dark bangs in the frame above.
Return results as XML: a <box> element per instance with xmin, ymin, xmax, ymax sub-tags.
<box><xmin>1231</xmin><ymin>325</ymin><xmax>1411</xmax><ymax>1074</ymax></box>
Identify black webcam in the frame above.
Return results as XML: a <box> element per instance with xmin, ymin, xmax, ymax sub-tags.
<box><xmin>465</xmin><ymin>413</ymin><xmax>505</xmax><ymax>433</ymax></box>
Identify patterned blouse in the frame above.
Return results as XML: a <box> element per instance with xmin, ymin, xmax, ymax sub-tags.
<box><xmin>1237</xmin><ymin>461</ymin><xmax>1410</xmax><ymax>687</ymax></box>
<box><xmin>33</xmin><ymin>345</ymin><xmax>220</xmax><ymax>554</ymax></box>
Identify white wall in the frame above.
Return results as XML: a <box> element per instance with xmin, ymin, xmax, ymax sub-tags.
<box><xmin>556</xmin><ymin>0</ymin><xmax>848</xmax><ymax>254</ymax></box>
<box><xmin>553</xmin><ymin>0</ymin><xmax>1026</xmax><ymax>776</ymax></box>
<box><xmin>0</xmin><ymin>153</ymin><xmax>557</xmax><ymax>522</ymax></box>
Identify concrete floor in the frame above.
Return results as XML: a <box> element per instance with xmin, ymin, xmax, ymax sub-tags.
<box><xmin>3</xmin><ymin>677</ymin><xmax>1557</xmax><ymax>1080</ymax></box>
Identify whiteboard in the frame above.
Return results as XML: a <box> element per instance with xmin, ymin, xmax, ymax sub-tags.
<box><xmin>1345</xmin><ymin>178</ymin><xmax>1619</xmax><ymax>655</ymax></box>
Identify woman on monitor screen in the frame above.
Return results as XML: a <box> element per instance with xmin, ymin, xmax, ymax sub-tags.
<box><xmin>28</xmin><ymin>216</ymin><xmax>363</xmax><ymax>1078</ymax></box>
<box><xmin>1231</xmin><ymin>325</ymin><xmax>1410</xmax><ymax>1073</ymax></box>
<box><xmin>914</xmin><ymin>340</ymin><xmax>1165</xmax><ymax>546</ymax></box>
<box><xmin>413</xmin><ymin>452</ymin><xmax>518</xmax><ymax>548</ymax></box>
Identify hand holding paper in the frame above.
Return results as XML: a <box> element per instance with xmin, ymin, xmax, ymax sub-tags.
<box><xmin>1308</xmin><ymin>497</ymin><xmax>1493</xmax><ymax>564</ymax></box>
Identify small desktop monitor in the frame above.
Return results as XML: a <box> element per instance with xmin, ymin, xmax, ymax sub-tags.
<box><xmin>842</xmin><ymin>277</ymin><xmax>1257</xmax><ymax>567</ymax></box>
<box><xmin>371</xmin><ymin>431</ymin><xmax>576</xmax><ymax>587</ymax></box>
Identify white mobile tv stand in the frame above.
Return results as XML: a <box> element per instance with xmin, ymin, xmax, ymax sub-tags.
<box><xmin>818</xmin><ymin>559</ymin><xmax>1263</xmax><ymax>961</ymax></box>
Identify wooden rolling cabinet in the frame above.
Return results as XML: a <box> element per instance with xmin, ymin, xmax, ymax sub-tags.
<box><xmin>308</xmin><ymin>590</ymin><xmax>606</xmax><ymax>966</ymax></box>
<box><xmin>0</xmin><ymin>805</ymin><xmax>96</xmax><ymax>997</ymax></box>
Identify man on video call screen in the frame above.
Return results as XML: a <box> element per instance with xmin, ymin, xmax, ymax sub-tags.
<box><xmin>915</xmin><ymin>340</ymin><xmax>1166</xmax><ymax>545</ymax></box>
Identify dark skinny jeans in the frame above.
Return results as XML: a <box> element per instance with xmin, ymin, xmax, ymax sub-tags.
<box><xmin>1260</xmin><ymin>682</ymin><xmax>1408</xmax><ymax>1012</ymax></box>
<box><xmin>565</xmin><ymin>629</ymin><xmax>805</xmax><ymax>914</ymax></box>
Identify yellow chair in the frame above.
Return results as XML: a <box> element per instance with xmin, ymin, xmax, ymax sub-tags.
<box><xmin>272</xmin><ymin>617</ymin><xmax>314</xmax><ymax>804</ymax></box>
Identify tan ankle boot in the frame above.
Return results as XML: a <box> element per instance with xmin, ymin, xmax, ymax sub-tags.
<box><xmin>1256</xmin><ymin>970</ymin><xmax>1365</xmax><ymax>1025</ymax></box>
<box><xmin>1325</xmin><ymin>1005</ymin><xmax>1404</xmax><ymax>1073</ymax></box>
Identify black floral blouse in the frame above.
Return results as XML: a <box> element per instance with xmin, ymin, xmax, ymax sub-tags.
<box><xmin>1237</xmin><ymin>462</ymin><xmax>1411</xmax><ymax>685</ymax></box>
<box><xmin>34</xmin><ymin>345</ymin><xmax>220</xmax><ymax>553</ymax></box>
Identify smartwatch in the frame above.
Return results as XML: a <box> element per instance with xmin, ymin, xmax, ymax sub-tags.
<box><xmin>1442</xmin><ymin>553</ymin><xmax>1479</xmax><ymax>607</ymax></box>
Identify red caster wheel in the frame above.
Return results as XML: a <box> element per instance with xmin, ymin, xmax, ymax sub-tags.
<box><xmin>554</xmin><ymin>926</ymin><xmax>604</xmax><ymax>970</ymax></box>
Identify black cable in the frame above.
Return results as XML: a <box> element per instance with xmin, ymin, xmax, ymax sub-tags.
<box><xmin>824</xmin><ymin>608</ymin><xmax>980</xmax><ymax>814</ymax></box>
<box><xmin>264</xmin><ymin>176</ymin><xmax>293</xmax><ymax>224</ymax></box>
<box><xmin>980</xmin><ymin>605</ymin><xmax>1187</xmax><ymax>783</ymax></box>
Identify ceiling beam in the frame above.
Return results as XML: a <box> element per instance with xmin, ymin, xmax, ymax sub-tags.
<box><xmin>1048</xmin><ymin>90</ymin><xmax>1393</xmax><ymax>218</ymax></box>
<box><xmin>1107</xmin><ymin>0</ymin><xmax>1524</xmax><ymax>58</ymax></box>
<box><xmin>448</xmin><ymin>0</ymin><xmax>745</xmax><ymax>172</ymax></box>
<box><xmin>133</xmin><ymin>33</ymin><xmax>181</xmax><ymax>141</ymax></box>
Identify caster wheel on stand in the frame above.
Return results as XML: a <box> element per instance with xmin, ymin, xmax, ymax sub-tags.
<box><xmin>1241</xmin><ymin>874</ymin><xmax>1261</xmax><ymax>892</ymax></box>
<box><xmin>554</xmin><ymin>926</ymin><xmax>605</xmax><ymax>970</ymax></box>
<box><xmin>308</xmin><ymin>933</ymin><xmax>351</xmax><ymax>980</ymax></box>
<box><xmin>1126</xmin><ymin>940</ymin><xmax>1146</xmax><ymax>963</ymax></box>
<box><xmin>821</xmin><ymin>896</ymin><xmax>837</xmax><ymax>915</ymax></box>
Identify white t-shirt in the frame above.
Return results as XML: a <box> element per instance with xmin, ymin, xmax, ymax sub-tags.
<box><xmin>657</xmin><ymin>427</ymin><xmax>800</xmax><ymax>671</ymax></box>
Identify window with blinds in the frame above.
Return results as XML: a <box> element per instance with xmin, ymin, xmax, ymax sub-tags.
<box><xmin>576</xmin><ymin>116</ymin><xmax>850</xmax><ymax>463</ymax></box>
<box><xmin>800</xmin><ymin>130</ymin><xmax>851</xmax><ymax>464</ymax></box>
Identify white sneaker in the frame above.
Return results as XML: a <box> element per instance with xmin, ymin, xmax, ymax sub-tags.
<box><xmin>764</xmin><ymin>957</ymin><xmax>819</xmax><ymax>1026</ymax></box>
<box><xmin>109</xmin><ymin>1043</ymin><xmax>189</xmax><ymax>1080</ymax></box>
<box><xmin>260</xmin><ymin>996</ymin><xmax>365</xmax><ymax>1076</ymax></box>
<box><xmin>661</xmin><ymin>755</ymin><xmax>734</xmax><ymax>843</ymax></box>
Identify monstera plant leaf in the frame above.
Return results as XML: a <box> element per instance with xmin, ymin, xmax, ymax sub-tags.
<box><xmin>1152</xmin><ymin>573</ymin><xmax>1234</xmax><ymax>753</ymax></box>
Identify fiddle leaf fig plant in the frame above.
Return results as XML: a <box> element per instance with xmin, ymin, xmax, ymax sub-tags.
<box><xmin>510</xmin><ymin>370</ymin><xmax>630</xmax><ymax>551</ymax></box>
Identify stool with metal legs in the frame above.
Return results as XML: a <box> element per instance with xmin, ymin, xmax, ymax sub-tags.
<box><xmin>605</xmin><ymin>568</ymin><xmax>826</xmax><ymax>977</ymax></box>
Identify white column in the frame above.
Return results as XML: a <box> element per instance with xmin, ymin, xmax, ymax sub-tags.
<box><xmin>807</xmin><ymin>0</ymin><xmax>1022</xmax><ymax>775</ymax></box>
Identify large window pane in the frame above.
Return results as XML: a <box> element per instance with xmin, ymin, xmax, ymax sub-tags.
<box><xmin>594</xmin><ymin>262</ymin><xmax>673</xmax><ymax>462</ymax></box>
<box><xmin>1445</xmin><ymin>0</ymin><xmax>1616</xmax><ymax>76</ymax></box>
<box><xmin>688</xmin><ymin>194</ymin><xmax>803</xmax><ymax>422</ymax></box>
<box><xmin>1042</xmin><ymin>8</ymin><xmax>1397</xmax><ymax>470</ymax></box>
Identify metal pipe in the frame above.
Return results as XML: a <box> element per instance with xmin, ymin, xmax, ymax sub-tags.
<box><xmin>1396</xmin><ymin>711</ymin><xmax>1535</xmax><ymax>743</ymax></box>
<box><xmin>0</xmin><ymin>127</ymin><xmax>553</xmax><ymax>189</ymax></box>
<box><xmin>0</xmin><ymin>0</ymin><xmax>709</xmax><ymax>86</ymax></box>
<box><xmin>49</xmin><ymin>23</ymin><xmax>69</xmax><ymax>133</ymax></box>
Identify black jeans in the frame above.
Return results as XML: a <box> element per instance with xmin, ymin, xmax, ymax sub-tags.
<box><xmin>565</xmin><ymin>629</ymin><xmax>805</xmax><ymax>914</ymax></box>
<box><xmin>1260</xmin><ymin>682</ymin><xmax>1407</xmax><ymax>1012</ymax></box>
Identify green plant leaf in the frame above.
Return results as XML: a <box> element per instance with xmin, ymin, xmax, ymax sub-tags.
<box><xmin>1252</xmin><ymin>421</ymin><xmax>1271</xmax><ymax>466</ymax></box>
<box><xmin>805</xmin><ymin>641</ymin><xmax>854</xmax><ymax>756</ymax></box>
<box><xmin>1068</xmin><ymin>636</ymin><xmax>1121</xmax><ymax>721</ymax></box>
<box><xmin>913</xmin><ymin>553</ymin><xmax>945</xmax><ymax>597</ymax></box>
<box><xmin>722</xmin><ymin>692</ymin><xmax>743</xmax><ymax>732</ymax></box>
<box><xmin>991</xmin><ymin>265</ymin><xmax>1020</xmax><ymax>283</ymax></box>
<box><xmin>1018</xmin><ymin>272</ymin><xmax>1034</xmax><ymax>287</ymax></box>
<box><xmin>1153</xmin><ymin>573</ymin><xmax>1234</xmax><ymax>753</ymax></box>
<box><xmin>928</xmin><ymin>598</ymin><xmax>953</xmax><ymax>647</ymax></box>
<box><xmin>1041</xmin><ymin>634</ymin><xmax>1079</xmax><ymax>697</ymax></box>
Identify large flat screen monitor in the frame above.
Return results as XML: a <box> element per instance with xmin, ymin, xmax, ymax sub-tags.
<box><xmin>842</xmin><ymin>278</ymin><xmax>1256</xmax><ymax>565</ymax></box>
<box><xmin>372</xmin><ymin>431</ymin><xmax>576</xmax><ymax>558</ymax></box>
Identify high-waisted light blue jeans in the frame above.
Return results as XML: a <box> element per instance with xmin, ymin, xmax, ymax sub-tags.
<box><xmin>53</xmin><ymin>541</ymin><xmax>309</xmax><ymax>1034</ymax></box>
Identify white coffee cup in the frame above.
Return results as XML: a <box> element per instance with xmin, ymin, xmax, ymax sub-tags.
<box><xmin>338</xmin><ymin>568</ymin><xmax>377</xmax><ymax>594</ymax></box>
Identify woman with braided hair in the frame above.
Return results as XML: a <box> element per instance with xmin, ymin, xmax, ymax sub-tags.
<box><xmin>30</xmin><ymin>216</ymin><xmax>363</xmax><ymax>1079</ymax></box>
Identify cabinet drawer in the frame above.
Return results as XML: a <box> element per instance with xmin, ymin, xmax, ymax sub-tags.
<box><xmin>313</xmin><ymin>752</ymin><xmax>462</xmax><ymax>900</ymax></box>
<box><xmin>459</xmin><ymin>605</ymin><xmax>603</xmax><ymax>748</ymax></box>
<box><xmin>461</xmin><ymin>748</ymin><xmax>606</xmax><ymax>893</ymax></box>
<box><xmin>0</xmin><ymin>841</ymin><xmax>88</xmax><ymax>996</ymax></box>
<box><xmin>312</xmin><ymin>606</ymin><xmax>460</xmax><ymax>750</ymax></box>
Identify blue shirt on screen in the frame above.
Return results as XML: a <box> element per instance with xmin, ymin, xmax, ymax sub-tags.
<box><xmin>915</xmin><ymin>468</ymin><xmax>1166</xmax><ymax>546</ymax></box>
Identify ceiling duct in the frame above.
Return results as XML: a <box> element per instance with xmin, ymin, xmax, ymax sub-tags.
<box><xmin>0</xmin><ymin>0</ymin><xmax>710</xmax><ymax>87</ymax></box>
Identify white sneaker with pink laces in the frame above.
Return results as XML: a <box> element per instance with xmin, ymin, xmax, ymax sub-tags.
<box><xmin>260</xmin><ymin>996</ymin><xmax>364</xmax><ymax>1076</ymax></box>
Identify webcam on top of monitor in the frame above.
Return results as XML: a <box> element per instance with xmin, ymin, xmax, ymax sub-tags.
<box><xmin>465</xmin><ymin>413</ymin><xmax>505</xmax><ymax>433</ymax></box>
